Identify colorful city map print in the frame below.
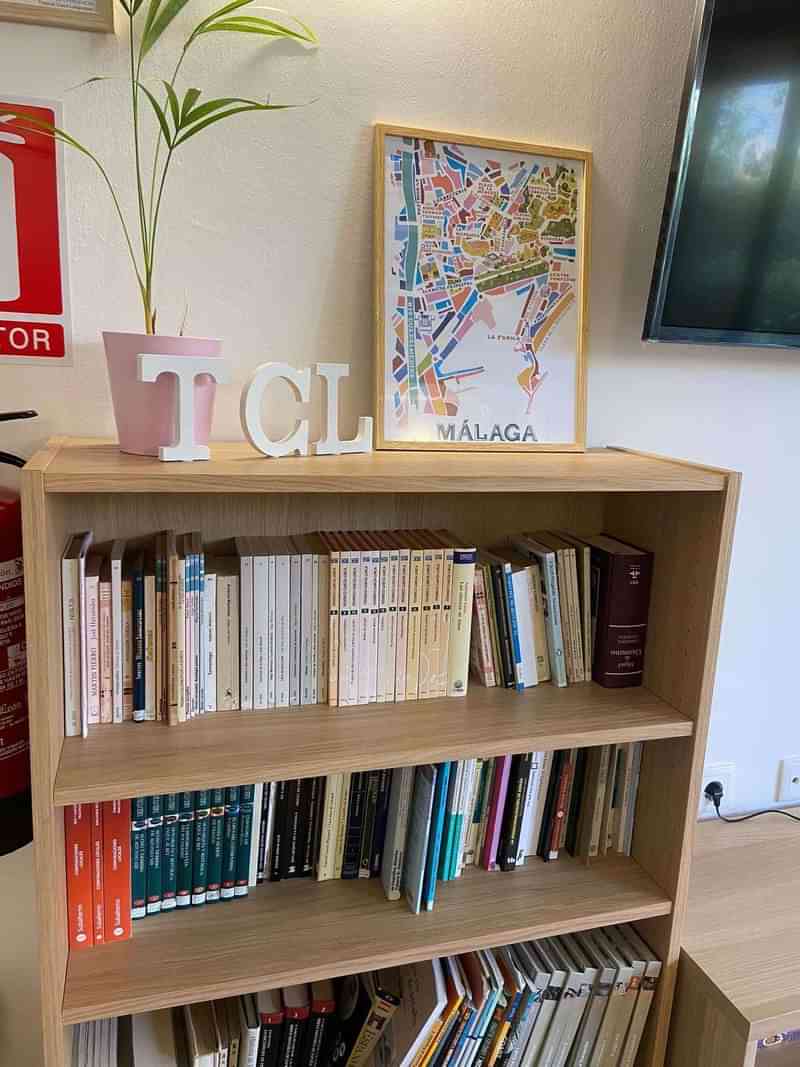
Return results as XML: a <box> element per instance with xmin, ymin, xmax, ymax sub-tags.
<box><xmin>381</xmin><ymin>134</ymin><xmax>584</xmax><ymax>446</ymax></box>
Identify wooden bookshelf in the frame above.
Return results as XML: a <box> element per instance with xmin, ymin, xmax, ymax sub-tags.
<box><xmin>63</xmin><ymin>853</ymin><xmax>671</xmax><ymax>1025</ymax></box>
<box><xmin>22</xmin><ymin>438</ymin><xmax>740</xmax><ymax>1067</ymax></box>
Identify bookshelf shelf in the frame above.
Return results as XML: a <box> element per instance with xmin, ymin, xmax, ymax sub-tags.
<box><xmin>62</xmin><ymin>853</ymin><xmax>672</xmax><ymax>1025</ymax></box>
<box><xmin>22</xmin><ymin>438</ymin><xmax>741</xmax><ymax>1067</ymax></box>
<box><xmin>54</xmin><ymin>684</ymin><xmax>692</xmax><ymax>806</ymax></box>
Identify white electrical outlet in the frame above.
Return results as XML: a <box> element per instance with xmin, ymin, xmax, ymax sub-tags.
<box><xmin>699</xmin><ymin>761</ymin><xmax>736</xmax><ymax>819</ymax></box>
<box><xmin>777</xmin><ymin>757</ymin><xmax>800</xmax><ymax>804</ymax></box>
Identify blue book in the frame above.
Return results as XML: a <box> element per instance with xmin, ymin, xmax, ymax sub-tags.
<box><xmin>403</xmin><ymin>765</ymin><xmax>437</xmax><ymax>915</ymax></box>
<box><xmin>502</xmin><ymin>563</ymin><xmax>524</xmax><ymax>692</ymax></box>
<box><xmin>423</xmin><ymin>761</ymin><xmax>451</xmax><ymax>912</ymax></box>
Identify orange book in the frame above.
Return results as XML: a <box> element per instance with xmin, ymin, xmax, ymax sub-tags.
<box><xmin>102</xmin><ymin>798</ymin><xmax>132</xmax><ymax>942</ymax></box>
<box><xmin>64</xmin><ymin>804</ymin><xmax>93</xmax><ymax>949</ymax></box>
<box><xmin>90</xmin><ymin>802</ymin><xmax>105</xmax><ymax>945</ymax></box>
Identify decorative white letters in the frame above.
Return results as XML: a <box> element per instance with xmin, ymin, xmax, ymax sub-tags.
<box><xmin>240</xmin><ymin>362</ymin><xmax>311</xmax><ymax>458</ymax></box>
<box><xmin>313</xmin><ymin>362</ymin><xmax>374</xmax><ymax>455</ymax></box>
<box><xmin>137</xmin><ymin>353</ymin><xmax>231</xmax><ymax>462</ymax></box>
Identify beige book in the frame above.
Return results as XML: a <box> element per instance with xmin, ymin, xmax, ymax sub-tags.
<box><xmin>598</xmin><ymin>744</ymin><xmax>619</xmax><ymax>858</ymax></box>
<box><xmin>535</xmin><ymin>532</ymin><xmax>583</xmax><ymax>682</ymax></box>
<box><xmin>433</xmin><ymin>534</ymin><xmax>454</xmax><ymax>698</ymax></box>
<box><xmin>84</xmin><ymin>553</ymin><xmax>102</xmax><ymax>727</ymax></box>
<box><xmin>402</xmin><ymin>533</ymin><xmax>424</xmax><ymax>701</ymax></box>
<box><xmin>98</xmin><ymin>562</ymin><xmax>113</xmax><ymax>724</ymax></box>
<box><xmin>575</xmin><ymin>744</ymin><xmax>609</xmax><ymax>860</ymax></box>
<box><xmin>323</xmin><ymin>537</ymin><xmax>340</xmax><ymax>707</ymax></box>
<box><xmin>316</xmin><ymin>773</ymin><xmax>344</xmax><ymax>881</ymax></box>
<box><xmin>334</xmin><ymin>772</ymin><xmax>352</xmax><ymax>879</ymax></box>
<box><xmin>528</xmin><ymin>563</ymin><xmax>551</xmax><ymax>682</ymax></box>
<box><xmin>122</xmin><ymin>575</ymin><xmax>134</xmax><ymax>721</ymax></box>
<box><xmin>144</xmin><ymin>566</ymin><xmax>156</xmax><ymax>721</ymax></box>
<box><xmin>214</xmin><ymin>559</ymin><xmax>240</xmax><ymax>711</ymax></box>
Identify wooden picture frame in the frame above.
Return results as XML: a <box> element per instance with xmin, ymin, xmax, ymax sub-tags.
<box><xmin>0</xmin><ymin>0</ymin><xmax>113</xmax><ymax>32</ymax></box>
<box><xmin>374</xmin><ymin>123</ymin><xmax>591</xmax><ymax>452</ymax></box>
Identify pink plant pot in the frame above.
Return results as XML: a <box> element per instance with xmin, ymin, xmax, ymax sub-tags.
<box><xmin>103</xmin><ymin>331</ymin><xmax>222</xmax><ymax>457</ymax></box>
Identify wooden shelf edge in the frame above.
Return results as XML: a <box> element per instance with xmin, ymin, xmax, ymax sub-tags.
<box><xmin>62</xmin><ymin>856</ymin><xmax>672</xmax><ymax>1025</ymax></box>
<box><xmin>53</xmin><ymin>686</ymin><xmax>693</xmax><ymax>806</ymax></box>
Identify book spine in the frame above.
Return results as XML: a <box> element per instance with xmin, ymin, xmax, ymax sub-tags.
<box><xmin>317</xmin><ymin>554</ymin><xmax>329</xmax><ymax>705</ymax></box>
<box><xmin>447</xmin><ymin>548</ymin><xmax>476</xmax><ymax>697</ymax></box>
<box><xmin>327</xmin><ymin>552</ymin><xmax>340</xmax><ymax>707</ymax></box>
<box><xmin>462</xmin><ymin>756</ymin><xmax>485</xmax><ymax>867</ymax></box>
<box><xmin>373</xmin><ymin>548</ymin><xmax>387</xmax><ymax>704</ymax></box>
<box><xmin>167</xmin><ymin>546</ymin><xmax>178</xmax><ymax>724</ymax></box>
<box><xmin>175</xmin><ymin>560</ymin><xmax>186</xmax><ymax>722</ymax></box>
<box><xmin>499</xmin><ymin>753</ymin><xmax>532</xmax><ymax>871</ymax></box>
<box><xmin>334</xmin><ymin>772</ymin><xmax>351</xmax><ymax>879</ymax></box>
<box><xmin>204</xmin><ymin>571</ymin><xmax>217</xmax><ymax>713</ymax></box>
<box><xmin>303</xmin><ymin>777</ymin><xmax>320</xmax><ymax>877</ymax></box>
<box><xmin>310</xmin><ymin>554</ymin><xmax>320</xmax><ymax>703</ymax></box>
<box><xmin>98</xmin><ymin>578</ymin><xmax>113</xmax><ymax>723</ymax></box>
<box><xmin>346</xmin><ymin>990</ymin><xmax>400</xmax><ymax>1067</ymax></box>
<box><xmin>455</xmin><ymin>758</ymin><xmax>477</xmax><ymax>877</ymax></box>
<box><xmin>279</xmin><ymin>1006</ymin><xmax>310</xmax><ymax>1067</ymax></box>
<box><xmin>133</xmin><ymin>565</ymin><xmax>145</xmax><ymax>721</ymax></box>
<box><xmin>406</xmin><ymin>546</ymin><xmax>424</xmax><ymax>700</ymax></box>
<box><xmin>529</xmin><ymin>564</ymin><xmax>551</xmax><ymax>683</ymax></box>
<box><xmin>503</xmin><ymin>565</ymin><xmax>524</xmax><ymax>693</ymax></box>
<box><xmin>102</xmin><ymin>798</ymin><xmax>132</xmax><ymax>941</ymax></box>
<box><xmin>489</xmin><ymin>564</ymin><xmax>514</xmax><ymax>688</ymax></box>
<box><xmin>192</xmin><ymin>790</ymin><xmax>211</xmax><ymax>904</ymax></box>
<box><xmin>236</xmin><ymin>784</ymin><xmax>255</xmax><ymax>895</ymax></box>
<box><xmin>161</xmin><ymin>793</ymin><xmax>179</xmax><ymax>910</ymax></box>
<box><xmin>436</xmin><ymin>544</ymin><xmax>454</xmax><ymax>698</ymax></box>
<box><xmin>122</xmin><ymin>577</ymin><xmax>134</xmax><ymax>721</ymax></box>
<box><xmin>240</xmin><ymin>552</ymin><xmax>254</xmax><ymax>710</ymax></box>
<box><xmin>146</xmin><ymin>794</ymin><xmax>163</xmax><ymax>914</ymax></box>
<box><xmin>217</xmin><ymin>574</ymin><xmax>240</xmax><ymax>711</ymax></box>
<box><xmin>540</xmin><ymin>553</ymin><xmax>567</xmax><ymax>687</ymax></box>
<box><xmin>144</xmin><ymin>572</ymin><xmax>156</xmax><ymax>720</ymax></box>
<box><xmin>384</xmin><ymin>546</ymin><xmax>399</xmax><ymax>703</ymax></box>
<box><xmin>359</xmin><ymin>770</ymin><xmax>380</xmax><ymax>878</ymax></box>
<box><xmin>547</xmin><ymin>753</ymin><xmax>573</xmax><ymax>860</ymax></box>
<box><xmin>481</xmin><ymin>755</ymin><xmax>511</xmax><ymax>871</ymax></box>
<box><xmin>342</xmin><ymin>772</ymin><xmax>366</xmax><ymax>879</ymax></box>
<box><xmin>64</xmin><ymin>804</ymin><xmax>93</xmax><ymax>948</ymax></box>
<box><xmin>61</xmin><ymin>558</ymin><xmax>81</xmax><ymax>737</ymax></box>
<box><xmin>423</xmin><ymin>760</ymin><xmax>450</xmax><ymax>910</ymax></box>
<box><xmin>257</xmin><ymin>781</ymin><xmax>271</xmax><ymax>881</ymax></box>
<box><xmin>298</xmin><ymin>553</ymin><xmax>313</xmax><ymax>705</ymax></box>
<box><xmin>257</xmin><ymin>1010</ymin><xmax>285</xmax><ymax>1067</ymax></box>
<box><xmin>250</xmin><ymin>783</ymin><xmax>264</xmax><ymax>886</ymax></box>
<box><xmin>592</xmin><ymin>550</ymin><xmax>653</xmax><ymax>688</ymax></box>
<box><xmin>261</xmin><ymin>781</ymin><xmax>277</xmax><ymax>881</ymax></box>
<box><xmin>428</xmin><ymin>547</ymin><xmax>445</xmax><ymax>699</ymax></box>
<box><xmin>266</xmin><ymin>555</ymin><xmax>277</xmax><ymax>708</ymax></box>
<box><xmin>111</xmin><ymin>554</ymin><xmax>124</xmax><ymax>724</ymax></box>
<box><xmin>355</xmin><ymin>548</ymin><xmax>371</xmax><ymax>705</ymax></box>
<box><xmin>254</xmin><ymin>553</ymin><xmax>269</xmax><ymax>708</ymax></box>
<box><xmin>85</xmin><ymin>574</ymin><xmax>100</xmax><ymax>726</ymax></box>
<box><xmin>154</xmin><ymin>551</ymin><xmax>163</xmax><ymax>721</ymax></box>
<box><xmin>394</xmin><ymin>547</ymin><xmax>410</xmax><ymax>703</ymax></box>
<box><xmin>197</xmin><ymin>548</ymin><xmax>205</xmax><ymax>715</ymax></box>
<box><xmin>207</xmin><ymin>788</ymin><xmax>226</xmax><ymax>901</ymax></box>
<box><xmin>380</xmin><ymin>766</ymin><xmax>414</xmax><ymax>900</ymax></box>
<box><xmin>370</xmin><ymin>768</ymin><xmax>392</xmax><ymax>876</ymax></box>
<box><xmin>130</xmin><ymin>796</ymin><xmax>148</xmax><ymax>920</ymax></box>
<box><xmin>315</xmin><ymin>773</ymin><xmax>340</xmax><ymax>881</ymax></box>
<box><xmin>176</xmin><ymin>791</ymin><xmax>194</xmax><ymax>907</ymax></box>
<box><xmin>471</xmin><ymin>567</ymin><xmax>495</xmax><ymax>687</ymax></box>
<box><xmin>89</xmin><ymin>802</ymin><xmax>104</xmax><ymax>944</ymax></box>
<box><xmin>222</xmin><ymin>786</ymin><xmax>241</xmax><ymax>898</ymax></box>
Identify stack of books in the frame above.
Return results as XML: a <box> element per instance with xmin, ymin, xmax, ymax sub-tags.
<box><xmin>250</xmin><ymin>743</ymin><xmax>642</xmax><ymax>914</ymax></box>
<box><xmin>64</xmin><ymin>785</ymin><xmax>259</xmax><ymax>950</ymax></box>
<box><xmin>61</xmin><ymin>530</ymin><xmax>479</xmax><ymax>736</ymax></box>
<box><xmin>70</xmin><ymin>923</ymin><xmax>661</xmax><ymax>1067</ymax></box>
<box><xmin>471</xmin><ymin>533</ymin><xmax>653</xmax><ymax>691</ymax></box>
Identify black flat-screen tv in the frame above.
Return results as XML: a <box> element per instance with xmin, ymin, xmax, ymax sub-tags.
<box><xmin>644</xmin><ymin>0</ymin><xmax>800</xmax><ymax>347</ymax></box>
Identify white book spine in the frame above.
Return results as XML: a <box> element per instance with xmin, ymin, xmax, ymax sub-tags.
<box><xmin>381</xmin><ymin>765</ymin><xmax>415</xmax><ymax>901</ymax></box>
<box><xmin>341</xmin><ymin>551</ymin><xmax>360</xmax><ymax>706</ymax></box>
<box><xmin>248</xmin><ymin>783</ymin><xmax>263</xmax><ymax>887</ymax></box>
<box><xmin>516</xmin><ymin>752</ymin><xmax>543</xmax><ymax>865</ymax></box>
<box><xmin>437</xmin><ymin>546</ymin><xmax>454</xmax><ymax>698</ymax></box>
<box><xmin>176</xmin><ymin>561</ymin><xmax>186</xmax><ymax>722</ymax></box>
<box><xmin>384</xmin><ymin>546</ymin><xmax>400</xmax><ymax>703</ymax></box>
<box><xmin>511</xmin><ymin>569</ymin><xmax>538</xmax><ymax>689</ymax></box>
<box><xmin>375</xmin><ymin>549</ymin><xmax>389</xmax><ymax>703</ymax></box>
<box><xmin>455</xmin><ymin>758</ymin><xmax>477</xmax><ymax>876</ymax></box>
<box><xmin>196</xmin><ymin>555</ymin><xmax>204</xmax><ymax>715</ymax></box>
<box><xmin>357</xmin><ymin>549</ymin><xmax>372</xmax><ymax>705</ymax></box>
<box><xmin>266</xmin><ymin>555</ymin><xmax>276</xmax><ymax>708</ymax></box>
<box><xmin>253</xmin><ymin>554</ymin><xmax>269</xmax><ymax>709</ymax></box>
<box><xmin>288</xmin><ymin>554</ymin><xmax>302</xmax><ymax>706</ymax></box>
<box><xmin>299</xmin><ymin>553</ymin><xmax>313</xmax><ymax>705</ymax></box>
<box><xmin>144</xmin><ymin>573</ymin><xmax>156</xmax><ymax>720</ymax></box>
<box><xmin>394</xmin><ymin>547</ymin><xmax>410</xmax><ymax>703</ymax></box>
<box><xmin>317</xmin><ymin>554</ymin><xmax>329</xmax><ymax>706</ymax></box>
<box><xmin>239</xmin><ymin>553</ymin><xmax>253</xmax><ymax>710</ymax></box>
<box><xmin>326</xmin><ymin>551</ymin><xmax>339</xmax><ymax>707</ymax></box>
<box><xmin>78</xmin><ymin>552</ymin><xmax>90</xmax><ymax>736</ymax></box>
<box><xmin>98</xmin><ymin>581</ymin><xmax>113</xmax><ymax>724</ymax></box>
<box><xmin>111</xmin><ymin>555</ymin><xmax>123</xmax><ymax>724</ymax></box>
<box><xmin>62</xmin><ymin>558</ymin><xmax>81</xmax><ymax>737</ymax></box>
<box><xmin>472</xmin><ymin>567</ymin><xmax>495</xmax><ymax>687</ymax></box>
<box><xmin>184</xmin><ymin>560</ymin><xmax>193</xmax><ymax>718</ymax></box>
<box><xmin>204</xmin><ymin>572</ymin><xmax>217</xmax><ymax>713</ymax></box>
<box><xmin>275</xmin><ymin>555</ymin><xmax>291</xmax><ymax>707</ymax></box>
<box><xmin>85</xmin><ymin>573</ymin><xmax>100</xmax><ymax>726</ymax></box>
<box><xmin>446</xmin><ymin>549</ymin><xmax>476</xmax><ymax>697</ymax></box>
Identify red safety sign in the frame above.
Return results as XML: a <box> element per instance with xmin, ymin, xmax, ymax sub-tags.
<box><xmin>0</xmin><ymin>98</ymin><xmax>71</xmax><ymax>364</ymax></box>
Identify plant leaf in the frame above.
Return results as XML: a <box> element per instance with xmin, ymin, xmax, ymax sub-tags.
<box><xmin>137</xmin><ymin>83</ymin><xmax>174</xmax><ymax>146</ymax></box>
<box><xmin>191</xmin><ymin>0</ymin><xmax>255</xmax><ymax>35</ymax></box>
<box><xmin>163</xmin><ymin>81</ymin><xmax>181</xmax><ymax>129</ymax></box>
<box><xmin>140</xmin><ymin>0</ymin><xmax>191</xmax><ymax>56</ymax></box>
<box><xmin>174</xmin><ymin>101</ymin><xmax>293</xmax><ymax>146</ymax></box>
<box><xmin>196</xmin><ymin>12</ymin><xmax>316</xmax><ymax>41</ymax></box>
<box><xmin>180</xmin><ymin>88</ymin><xmax>201</xmax><ymax>123</ymax></box>
<box><xmin>140</xmin><ymin>0</ymin><xmax>164</xmax><ymax>48</ymax></box>
<box><xmin>182</xmin><ymin>94</ymin><xmax>272</xmax><ymax>124</ymax></box>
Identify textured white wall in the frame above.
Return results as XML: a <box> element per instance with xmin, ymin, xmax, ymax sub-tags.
<box><xmin>1</xmin><ymin>0</ymin><xmax>798</xmax><ymax>1056</ymax></box>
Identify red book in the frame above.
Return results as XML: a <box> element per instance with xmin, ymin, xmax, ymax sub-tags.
<box><xmin>585</xmin><ymin>535</ymin><xmax>654</xmax><ymax>689</ymax></box>
<box><xmin>547</xmin><ymin>752</ymin><xmax>573</xmax><ymax>860</ymax></box>
<box><xmin>102</xmin><ymin>798</ymin><xmax>132</xmax><ymax>942</ymax></box>
<box><xmin>64</xmin><ymin>804</ymin><xmax>93</xmax><ymax>949</ymax></box>
<box><xmin>89</xmin><ymin>802</ymin><xmax>104</xmax><ymax>945</ymax></box>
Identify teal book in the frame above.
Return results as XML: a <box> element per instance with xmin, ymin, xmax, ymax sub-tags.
<box><xmin>438</xmin><ymin>761</ymin><xmax>460</xmax><ymax>883</ymax></box>
<box><xmin>235</xmin><ymin>784</ymin><xmax>254</xmax><ymax>897</ymax></box>
<box><xmin>161</xmin><ymin>793</ymin><xmax>179</xmax><ymax>911</ymax></box>
<box><xmin>221</xmin><ymin>786</ymin><xmax>240</xmax><ymax>900</ymax></box>
<box><xmin>131</xmin><ymin>796</ymin><xmax>148</xmax><ymax>920</ymax></box>
<box><xmin>206</xmin><ymin>788</ymin><xmax>226</xmax><ymax>902</ymax></box>
<box><xmin>176</xmin><ymin>791</ymin><xmax>195</xmax><ymax>908</ymax></box>
<box><xmin>422</xmin><ymin>761</ymin><xmax>451</xmax><ymax>912</ymax></box>
<box><xmin>192</xmin><ymin>790</ymin><xmax>211</xmax><ymax>905</ymax></box>
<box><xmin>146</xmin><ymin>794</ymin><xmax>163</xmax><ymax>915</ymax></box>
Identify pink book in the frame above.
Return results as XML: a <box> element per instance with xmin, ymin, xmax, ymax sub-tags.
<box><xmin>98</xmin><ymin>564</ymin><xmax>113</xmax><ymax>724</ymax></box>
<box><xmin>481</xmin><ymin>755</ymin><xmax>511</xmax><ymax>870</ymax></box>
<box><xmin>84</xmin><ymin>555</ymin><xmax>102</xmax><ymax>726</ymax></box>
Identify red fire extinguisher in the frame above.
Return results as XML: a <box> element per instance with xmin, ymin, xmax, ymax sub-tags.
<box><xmin>0</xmin><ymin>410</ymin><xmax>36</xmax><ymax>856</ymax></box>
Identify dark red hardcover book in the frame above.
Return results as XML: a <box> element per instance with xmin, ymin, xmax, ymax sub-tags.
<box><xmin>586</xmin><ymin>534</ymin><xmax>653</xmax><ymax>689</ymax></box>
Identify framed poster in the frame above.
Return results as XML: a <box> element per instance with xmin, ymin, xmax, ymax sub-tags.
<box><xmin>0</xmin><ymin>0</ymin><xmax>113</xmax><ymax>32</ymax></box>
<box><xmin>0</xmin><ymin>100</ymin><xmax>72</xmax><ymax>365</ymax></box>
<box><xmin>375</xmin><ymin>123</ymin><xmax>591</xmax><ymax>451</ymax></box>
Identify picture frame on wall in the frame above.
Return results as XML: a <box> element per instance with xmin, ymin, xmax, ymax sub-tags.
<box><xmin>374</xmin><ymin>123</ymin><xmax>591</xmax><ymax>452</ymax></box>
<box><xmin>0</xmin><ymin>0</ymin><xmax>113</xmax><ymax>33</ymax></box>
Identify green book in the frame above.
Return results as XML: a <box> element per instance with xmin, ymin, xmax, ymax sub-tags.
<box><xmin>206</xmin><ymin>788</ymin><xmax>226</xmax><ymax>902</ymax></box>
<box><xmin>192</xmin><ymin>790</ymin><xmax>211</xmax><ymax>905</ymax></box>
<box><xmin>161</xmin><ymin>793</ymin><xmax>179</xmax><ymax>911</ymax></box>
<box><xmin>131</xmin><ymin>796</ymin><xmax>148</xmax><ymax>920</ymax></box>
<box><xmin>235</xmin><ymin>784</ymin><xmax>254</xmax><ymax>897</ymax></box>
<box><xmin>146</xmin><ymin>794</ymin><xmax>163</xmax><ymax>914</ymax></box>
<box><xmin>176</xmin><ymin>791</ymin><xmax>195</xmax><ymax>908</ymax></box>
<box><xmin>221</xmin><ymin>786</ymin><xmax>240</xmax><ymax>900</ymax></box>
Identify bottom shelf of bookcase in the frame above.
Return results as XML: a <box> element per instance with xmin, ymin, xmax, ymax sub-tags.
<box><xmin>62</xmin><ymin>853</ymin><xmax>672</xmax><ymax>1026</ymax></box>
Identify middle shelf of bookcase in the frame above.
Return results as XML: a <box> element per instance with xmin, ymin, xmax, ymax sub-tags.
<box><xmin>53</xmin><ymin>683</ymin><xmax>692</xmax><ymax>805</ymax></box>
<box><xmin>62</xmin><ymin>851</ymin><xmax>672</xmax><ymax>1025</ymax></box>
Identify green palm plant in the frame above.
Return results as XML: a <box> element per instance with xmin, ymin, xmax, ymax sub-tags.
<box><xmin>6</xmin><ymin>0</ymin><xmax>316</xmax><ymax>334</ymax></box>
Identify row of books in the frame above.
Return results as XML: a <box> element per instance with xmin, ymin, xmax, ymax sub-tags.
<box><xmin>64</xmin><ymin>786</ymin><xmax>259</xmax><ymax>949</ymax></box>
<box><xmin>72</xmin><ymin>923</ymin><xmax>661</xmax><ymax>1067</ymax></box>
<box><xmin>61</xmin><ymin>529</ymin><xmax>479</xmax><ymax>737</ymax></box>
<box><xmin>470</xmin><ymin>534</ymin><xmax>653</xmax><ymax>692</ymax></box>
<box><xmin>246</xmin><ymin>741</ymin><xmax>641</xmax><ymax>914</ymax></box>
<box><xmin>62</xmin><ymin>526</ymin><xmax>654</xmax><ymax>739</ymax></box>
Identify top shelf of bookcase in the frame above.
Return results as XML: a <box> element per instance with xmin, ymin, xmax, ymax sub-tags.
<box><xmin>31</xmin><ymin>439</ymin><xmax>731</xmax><ymax>494</ymax></box>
